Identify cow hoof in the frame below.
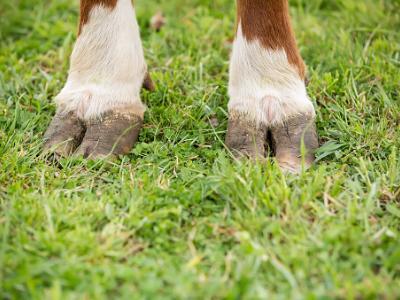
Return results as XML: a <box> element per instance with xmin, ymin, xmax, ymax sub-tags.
<box><xmin>43</xmin><ymin>111</ymin><xmax>86</xmax><ymax>158</ymax></box>
<box><xmin>225</xmin><ymin>113</ymin><xmax>267</xmax><ymax>160</ymax></box>
<box><xmin>270</xmin><ymin>113</ymin><xmax>319</xmax><ymax>173</ymax></box>
<box><xmin>74</xmin><ymin>111</ymin><xmax>143</xmax><ymax>160</ymax></box>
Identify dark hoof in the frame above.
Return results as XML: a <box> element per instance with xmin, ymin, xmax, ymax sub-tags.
<box><xmin>43</xmin><ymin>111</ymin><xmax>85</xmax><ymax>158</ymax></box>
<box><xmin>75</xmin><ymin>111</ymin><xmax>143</xmax><ymax>160</ymax></box>
<box><xmin>225</xmin><ymin>114</ymin><xmax>267</xmax><ymax>160</ymax></box>
<box><xmin>271</xmin><ymin>114</ymin><xmax>319</xmax><ymax>173</ymax></box>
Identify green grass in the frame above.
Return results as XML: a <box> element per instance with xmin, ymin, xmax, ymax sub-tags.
<box><xmin>1</xmin><ymin>0</ymin><xmax>400</xmax><ymax>298</ymax></box>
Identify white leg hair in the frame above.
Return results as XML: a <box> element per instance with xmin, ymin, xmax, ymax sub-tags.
<box><xmin>228</xmin><ymin>23</ymin><xmax>315</xmax><ymax>127</ymax></box>
<box><xmin>55</xmin><ymin>0</ymin><xmax>147</xmax><ymax>120</ymax></box>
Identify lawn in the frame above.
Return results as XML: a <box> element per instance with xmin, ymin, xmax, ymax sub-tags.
<box><xmin>1</xmin><ymin>0</ymin><xmax>400</xmax><ymax>298</ymax></box>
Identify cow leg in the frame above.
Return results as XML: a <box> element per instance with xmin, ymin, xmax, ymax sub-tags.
<box><xmin>226</xmin><ymin>0</ymin><xmax>318</xmax><ymax>172</ymax></box>
<box><xmin>43</xmin><ymin>0</ymin><xmax>148</xmax><ymax>159</ymax></box>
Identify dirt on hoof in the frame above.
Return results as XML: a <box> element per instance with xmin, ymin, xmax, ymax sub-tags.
<box><xmin>75</xmin><ymin>111</ymin><xmax>143</xmax><ymax>160</ymax></box>
<box><xmin>270</xmin><ymin>114</ymin><xmax>319</xmax><ymax>173</ymax></box>
<box><xmin>225</xmin><ymin>114</ymin><xmax>267</xmax><ymax>160</ymax></box>
<box><xmin>43</xmin><ymin>111</ymin><xmax>86</xmax><ymax>158</ymax></box>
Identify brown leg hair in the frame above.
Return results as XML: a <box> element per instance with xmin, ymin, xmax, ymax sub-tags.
<box><xmin>236</xmin><ymin>0</ymin><xmax>306</xmax><ymax>79</ymax></box>
<box><xmin>79</xmin><ymin>0</ymin><xmax>118</xmax><ymax>34</ymax></box>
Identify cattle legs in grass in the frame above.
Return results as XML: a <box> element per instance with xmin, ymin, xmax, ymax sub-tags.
<box><xmin>44</xmin><ymin>0</ymin><xmax>148</xmax><ymax>159</ymax></box>
<box><xmin>43</xmin><ymin>0</ymin><xmax>318</xmax><ymax>171</ymax></box>
<box><xmin>226</xmin><ymin>0</ymin><xmax>318</xmax><ymax>172</ymax></box>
